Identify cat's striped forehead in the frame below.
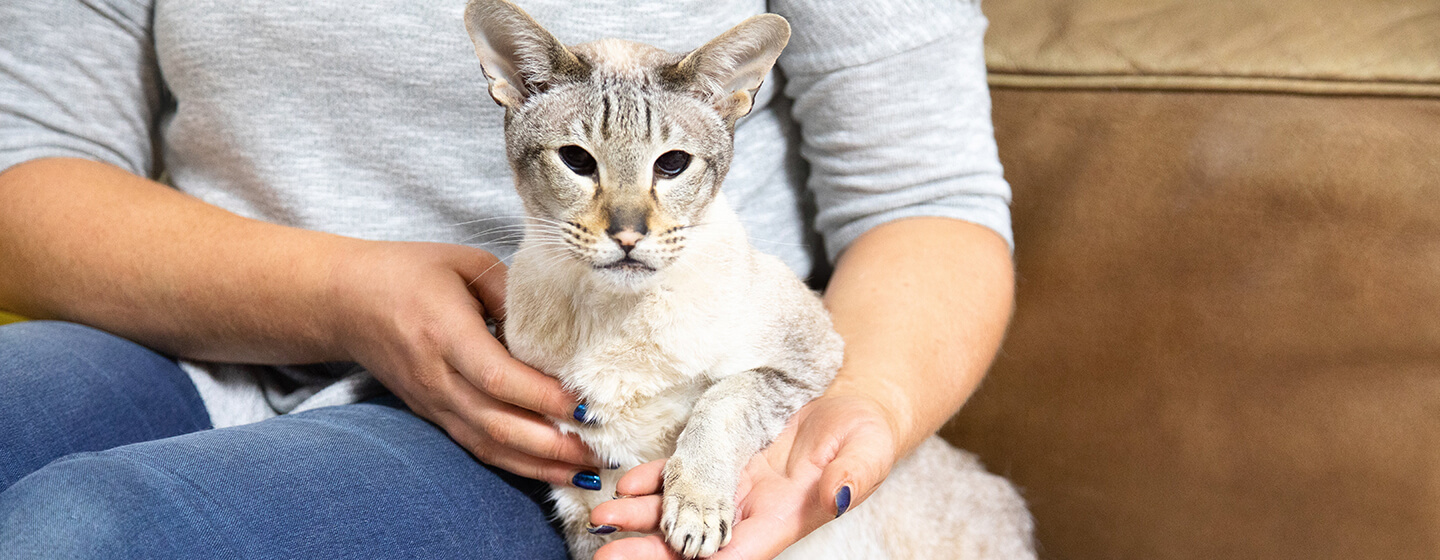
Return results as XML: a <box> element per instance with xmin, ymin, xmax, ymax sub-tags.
<box><xmin>564</xmin><ymin>39</ymin><xmax>698</xmax><ymax>145</ymax></box>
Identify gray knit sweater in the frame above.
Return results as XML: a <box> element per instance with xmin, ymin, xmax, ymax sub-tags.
<box><xmin>0</xmin><ymin>0</ymin><xmax>1010</xmax><ymax>427</ymax></box>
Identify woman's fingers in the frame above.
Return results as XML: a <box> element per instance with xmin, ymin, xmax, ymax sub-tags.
<box><xmin>443</xmin><ymin>310</ymin><xmax>581</xmax><ymax>422</ymax></box>
<box><xmin>589</xmin><ymin>403</ymin><xmax>905</xmax><ymax>560</ymax></box>
<box><xmin>594</xmin><ymin>534</ymin><xmax>682</xmax><ymax>560</ymax></box>
<box><xmin>430</xmin><ymin>408</ymin><xmax>598</xmax><ymax>487</ymax></box>
<box><xmin>712</xmin><ymin>403</ymin><xmax>899</xmax><ymax>560</ymax></box>
<box><xmin>333</xmin><ymin>242</ymin><xmax>607</xmax><ymax>490</ymax></box>
<box><xmin>813</xmin><ymin>428</ymin><xmax>892</xmax><ymax>518</ymax></box>
<box><xmin>593</xmin><ymin>461</ymin><xmax>665</xmax><ymax>537</ymax></box>
<box><xmin>591</xmin><ymin>494</ymin><xmax>663</xmax><ymax>532</ymax></box>
<box><xmin>436</xmin><ymin>373</ymin><xmax>601</xmax><ymax>468</ymax></box>
<box><xmin>614</xmin><ymin>458</ymin><xmax>666</xmax><ymax>497</ymax></box>
<box><xmin>708</xmin><ymin>513</ymin><xmax>798</xmax><ymax>560</ymax></box>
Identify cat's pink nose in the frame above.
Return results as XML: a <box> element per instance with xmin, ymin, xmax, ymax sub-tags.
<box><xmin>612</xmin><ymin>229</ymin><xmax>644</xmax><ymax>248</ymax></box>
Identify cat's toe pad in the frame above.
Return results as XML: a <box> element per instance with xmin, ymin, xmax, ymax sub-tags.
<box><xmin>661</xmin><ymin>483</ymin><xmax>734</xmax><ymax>558</ymax></box>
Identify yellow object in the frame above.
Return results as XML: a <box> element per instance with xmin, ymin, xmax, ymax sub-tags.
<box><xmin>0</xmin><ymin>310</ymin><xmax>26</xmax><ymax>325</ymax></box>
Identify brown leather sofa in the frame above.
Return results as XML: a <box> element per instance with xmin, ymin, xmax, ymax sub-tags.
<box><xmin>941</xmin><ymin>1</ymin><xmax>1440</xmax><ymax>558</ymax></box>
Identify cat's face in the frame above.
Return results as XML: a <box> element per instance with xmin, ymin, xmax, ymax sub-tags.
<box><xmin>500</xmin><ymin>42</ymin><xmax>735</xmax><ymax>288</ymax></box>
<box><xmin>465</xmin><ymin>0</ymin><xmax>788</xmax><ymax>290</ymax></box>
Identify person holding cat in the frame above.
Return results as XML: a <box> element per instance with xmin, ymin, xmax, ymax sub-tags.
<box><xmin>0</xmin><ymin>1</ymin><xmax>1015</xmax><ymax>559</ymax></box>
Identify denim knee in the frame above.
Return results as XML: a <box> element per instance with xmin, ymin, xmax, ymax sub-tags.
<box><xmin>0</xmin><ymin>321</ymin><xmax>210</xmax><ymax>488</ymax></box>
<box><xmin>0</xmin><ymin>451</ymin><xmax>224</xmax><ymax>559</ymax></box>
<box><xmin>0</xmin><ymin>321</ymin><xmax>188</xmax><ymax>390</ymax></box>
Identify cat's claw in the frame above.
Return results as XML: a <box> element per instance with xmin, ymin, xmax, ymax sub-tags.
<box><xmin>661</xmin><ymin>475</ymin><xmax>734</xmax><ymax>558</ymax></box>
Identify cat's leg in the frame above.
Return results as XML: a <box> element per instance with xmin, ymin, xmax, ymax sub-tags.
<box><xmin>661</xmin><ymin>365</ymin><xmax>827</xmax><ymax>559</ymax></box>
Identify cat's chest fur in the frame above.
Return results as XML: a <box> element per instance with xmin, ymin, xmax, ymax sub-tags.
<box><xmin>504</xmin><ymin>243</ymin><xmax>761</xmax><ymax>465</ymax></box>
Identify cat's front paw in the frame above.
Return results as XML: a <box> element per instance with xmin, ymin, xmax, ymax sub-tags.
<box><xmin>661</xmin><ymin>462</ymin><xmax>735</xmax><ymax>558</ymax></box>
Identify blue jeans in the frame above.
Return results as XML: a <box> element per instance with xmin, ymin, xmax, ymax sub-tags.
<box><xmin>0</xmin><ymin>321</ymin><xmax>567</xmax><ymax>559</ymax></box>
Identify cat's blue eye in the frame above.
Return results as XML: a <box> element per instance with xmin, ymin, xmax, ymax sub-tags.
<box><xmin>654</xmin><ymin>150</ymin><xmax>691</xmax><ymax>179</ymax></box>
<box><xmin>558</xmin><ymin>145</ymin><xmax>597</xmax><ymax>176</ymax></box>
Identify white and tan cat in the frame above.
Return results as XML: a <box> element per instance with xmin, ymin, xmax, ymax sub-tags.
<box><xmin>463</xmin><ymin>1</ymin><xmax>1035</xmax><ymax>558</ymax></box>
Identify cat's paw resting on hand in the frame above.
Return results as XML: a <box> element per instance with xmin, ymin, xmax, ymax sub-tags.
<box><xmin>660</xmin><ymin>459</ymin><xmax>735</xmax><ymax>559</ymax></box>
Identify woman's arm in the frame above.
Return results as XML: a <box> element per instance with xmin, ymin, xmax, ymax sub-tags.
<box><xmin>823</xmin><ymin>216</ymin><xmax>1013</xmax><ymax>466</ymax></box>
<box><xmin>0</xmin><ymin>157</ymin><xmax>603</xmax><ymax>485</ymax></box>
<box><xmin>0</xmin><ymin>157</ymin><xmax>354</xmax><ymax>363</ymax></box>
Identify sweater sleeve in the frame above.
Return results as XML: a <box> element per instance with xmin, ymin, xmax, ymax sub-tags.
<box><xmin>769</xmin><ymin>0</ymin><xmax>1012</xmax><ymax>261</ymax></box>
<box><xmin>0</xmin><ymin>0</ymin><xmax>164</xmax><ymax>178</ymax></box>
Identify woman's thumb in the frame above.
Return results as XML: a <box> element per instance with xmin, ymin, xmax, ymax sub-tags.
<box><xmin>815</xmin><ymin>421</ymin><xmax>895</xmax><ymax>519</ymax></box>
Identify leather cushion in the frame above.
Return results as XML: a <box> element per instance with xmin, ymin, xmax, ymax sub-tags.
<box><xmin>943</xmin><ymin>89</ymin><xmax>1440</xmax><ymax>559</ymax></box>
<box><xmin>983</xmin><ymin>0</ymin><xmax>1440</xmax><ymax>97</ymax></box>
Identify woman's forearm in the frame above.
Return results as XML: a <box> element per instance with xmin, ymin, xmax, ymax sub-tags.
<box><xmin>0</xmin><ymin>157</ymin><xmax>355</xmax><ymax>363</ymax></box>
<box><xmin>822</xmin><ymin>216</ymin><xmax>1015</xmax><ymax>456</ymax></box>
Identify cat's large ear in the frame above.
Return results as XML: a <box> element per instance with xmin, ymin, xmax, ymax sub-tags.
<box><xmin>464</xmin><ymin>0</ymin><xmax>589</xmax><ymax>108</ymax></box>
<box><xmin>663</xmin><ymin>14</ymin><xmax>790</xmax><ymax>124</ymax></box>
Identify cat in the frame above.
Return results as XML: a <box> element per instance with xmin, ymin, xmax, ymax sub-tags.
<box><xmin>463</xmin><ymin>1</ymin><xmax>1036</xmax><ymax>558</ymax></box>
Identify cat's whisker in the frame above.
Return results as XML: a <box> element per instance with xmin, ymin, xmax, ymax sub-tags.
<box><xmin>475</xmin><ymin>231</ymin><xmax>532</xmax><ymax>241</ymax></box>
<box><xmin>478</xmin><ymin>223</ymin><xmax>570</xmax><ymax>235</ymax></box>
<box><xmin>454</xmin><ymin>217</ymin><xmax>570</xmax><ymax>232</ymax></box>
<box><xmin>460</xmin><ymin>224</ymin><xmax>561</xmax><ymax>241</ymax></box>
<box><xmin>460</xmin><ymin>230</ymin><xmax>517</xmax><ymax>244</ymax></box>
<box><xmin>532</xmin><ymin>252</ymin><xmax>572</xmax><ymax>273</ymax></box>
<box><xmin>463</xmin><ymin>239</ymin><xmax>528</xmax><ymax>251</ymax></box>
<box><xmin>447</xmin><ymin>214</ymin><xmax>573</xmax><ymax>228</ymax></box>
<box><xmin>466</xmin><ymin>242</ymin><xmax>575</xmax><ymax>288</ymax></box>
<box><xmin>521</xmin><ymin>215</ymin><xmax>575</xmax><ymax>228</ymax></box>
<box><xmin>460</xmin><ymin>225</ymin><xmax>573</xmax><ymax>245</ymax></box>
<box><xmin>471</xmin><ymin>223</ymin><xmax>555</xmax><ymax>232</ymax></box>
<box><xmin>469</xmin><ymin>240</ymin><xmax>571</xmax><ymax>255</ymax></box>
<box><xmin>446</xmin><ymin>215</ymin><xmax>528</xmax><ymax>228</ymax></box>
<box><xmin>467</xmin><ymin>258</ymin><xmax>509</xmax><ymax>288</ymax></box>
<box><xmin>517</xmin><ymin>244</ymin><xmax>575</xmax><ymax>253</ymax></box>
<box><xmin>495</xmin><ymin>228</ymin><xmax>569</xmax><ymax>240</ymax></box>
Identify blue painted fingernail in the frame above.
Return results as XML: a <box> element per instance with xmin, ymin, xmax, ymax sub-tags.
<box><xmin>573</xmin><ymin>471</ymin><xmax>602</xmax><ymax>491</ymax></box>
<box><xmin>835</xmin><ymin>485</ymin><xmax>852</xmax><ymax>518</ymax></box>
<box><xmin>573</xmin><ymin>403</ymin><xmax>590</xmax><ymax>423</ymax></box>
<box><xmin>587</xmin><ymin>524</ymin><xmax>619</xmax><ymax>535</ymax></box>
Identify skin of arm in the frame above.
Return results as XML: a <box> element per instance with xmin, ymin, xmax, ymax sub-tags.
<box><xmin>0</xmin><ymin>158</ymin><xmax>353</xmax><ymax>363</ymax></box>
<box><xmin>824</xmin><ymin>216</ymin><xmax>1015</xmax><ymax>457</ymax></box>
<box><xmin>0</xmin><ymin>156</ymin><xmax>604</xmax><ymax>485</ymax></box>
<box><xmin>591</xmin><ymin>216</ymin><xmax>1016</xmax><ymax>560</ymax></box>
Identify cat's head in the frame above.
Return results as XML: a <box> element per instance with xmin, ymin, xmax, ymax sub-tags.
<box><xmin>464</xmin><ymin>0</ymin><xmax>788</xmax><ymax>289</ymax></box>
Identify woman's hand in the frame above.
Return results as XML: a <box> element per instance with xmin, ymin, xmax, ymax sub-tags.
<box><xmin>328</xmin><ymin>240</ymin><xmax>604</xmax><ymax>486</ymax></box>
<box><xmin>588</xmin><ymin>394</ymin><xmax>900</xmax><ymax>560</ymax></box>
